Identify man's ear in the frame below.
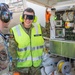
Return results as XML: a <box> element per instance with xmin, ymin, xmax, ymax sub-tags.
<box><xmin>33</xmin><ymin>16</ymin><xmax>37</xmax><ymax>23</ymax></box>
<box><xmin>20</xmin><ymin>15</ymin><xmax>24</xmax><ymax>22</ymax></box>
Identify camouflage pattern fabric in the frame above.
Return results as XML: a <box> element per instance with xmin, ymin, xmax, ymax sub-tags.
<box><xmin>45</xmin><ymin>22</ymin><xmax>50</xmax><ymax>38</ymax></box>
<box><xmin>8</xmin><ymin>37</ymin><xmax>17</xmax><ymax>72</ymax></box>
<box><xmin>41</xmin><ymin>22</ymin><xmax>50</xmax><ymax>38</ymax></box>
<box><xmin>0</xmin><ymin>34</ymin><xmax>9</xmax><ymax>75</ymax></box>
<box><xmin>15</xmin><ymin>67</ymin><xmax>41</xmax><ymax>75</ymax></box>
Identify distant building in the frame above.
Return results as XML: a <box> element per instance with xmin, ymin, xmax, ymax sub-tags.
<box><xmin>5</xmin><ymin>0</ymin><xmax>22</xmax><ymax>4</ymax></box>
<box><xmin>8</xmin><ymin>0</ymin><xmax>24</xmax><ymax>12</ymax></box>
<box><xmin>0</xmin><ymin>0</ymin><xmax>5</xmax><ymax>3</ymax></box>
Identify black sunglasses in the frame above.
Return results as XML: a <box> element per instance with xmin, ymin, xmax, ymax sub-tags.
<box><xmin>24</xmin><ymin>14</ymin><xmax>34</xmax><ymax>20</ymax></box>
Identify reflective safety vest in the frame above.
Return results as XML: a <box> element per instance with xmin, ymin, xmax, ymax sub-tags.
<box><xmin>11</xmin><ymin>23</ymin><xmax>44</xmax><ymax>68</ymax></box>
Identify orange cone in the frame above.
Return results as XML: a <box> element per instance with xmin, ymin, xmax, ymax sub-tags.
<box><xmin>13</xmin><ymin>72</ymin><xmax>20</xmax><ymax>75</ymax></box>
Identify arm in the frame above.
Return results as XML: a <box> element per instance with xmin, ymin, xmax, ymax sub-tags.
<box><xmin>8</xmin><ymin>33</ymin><xmax>18</xmax><ymax>71</ymax></box>
<box><xmin>9</xmin><ymin>28</ymin><xmax>18</xmax><ymax>59</ymax></box>
<box><xmin>9</xmin><ymin>36</ymin><xmax>17</xmax><ymax>59</ymax></box>
<box><xmin>0</xmin><ymin>36</ymin><xmax>8</xmax><ymax>70</ymax></box>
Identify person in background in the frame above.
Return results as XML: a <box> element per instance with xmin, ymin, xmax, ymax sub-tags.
<box><xmin>45</xmin><ymin>8</ymin><xmax>51</xmax><ymax>23</ymax></box>
<box><xmin>50</xmin><ymin>8</ymin><xmax>56</xmax><ymax>39</ymax></box>
<box><xmin>45</xmin><ymin>8</ymin><xmax>51</xmax><ymax>38</ymax></box>
<box><xmin>10</xmin><ymin>7</ymin><xmax>45</xmax><ymax>75</ymax></box>
<box><xmin>0</xmin><ymin>3</ymin><xmax>13</xmax><ymax>75</ymax></box>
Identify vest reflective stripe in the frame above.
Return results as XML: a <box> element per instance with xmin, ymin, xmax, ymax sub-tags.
<box><xmin>17</xmin><ymin>56</ymin><xmax>42</xmax><ymax>62</ymax></box>
<box><xmin>33</xmin><ymin>56</ymin><xmax>42</xmax><ymax>61</ymax></box>
<box><xmin>33</xmin><ymin>22</ymin><xmax>38</xmax><ymax>34</ymax></box>
<box><xmin>18</xmin><ymin>46</ymin><xmax>30</xmax><ymax>51</ymax></box>
<box><xmin>32</xmin><ymin>45</ymin><xmax>44</xmax><ymax>50</ymax></box>
<box><xmin>17</xmin><ymin>56</ymin><xmax>31</xmax><ymax>62</ymax></box>
<box><xmin>18</xmin><ymin>45</ymin><xmax>44</xmax><ymax>52</ymax></box>
<box><xmin>15</xmin><ymin>25</ymin><xmax>21</xmax><ymax>36</ymax></box>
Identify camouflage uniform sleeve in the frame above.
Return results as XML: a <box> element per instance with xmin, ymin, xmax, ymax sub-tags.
<box><xmin>9</xmin><ymin>37</ymin><xmax>17</xmax><ymax>59</ymax></box>
<box><xmin>8</xmin><ymin>35</ymin><xmax>18</xmax><ymax>71</ymax></box>
<box><xmin>0</xmin><ymin>35</ymin><xmax>9</xmax><ymax>71</ymax></box>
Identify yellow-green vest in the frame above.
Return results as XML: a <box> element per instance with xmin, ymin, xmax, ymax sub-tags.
<box><xmin>11</xmin><ymin>23</ymin><xmax>44</xmax><ymax>68</ymax></box>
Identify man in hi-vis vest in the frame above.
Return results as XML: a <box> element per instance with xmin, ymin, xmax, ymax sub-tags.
<box><xmin>10</xmin><ymin>7</ymin><xmax>46</xmax><ymax>75</ymax></box>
